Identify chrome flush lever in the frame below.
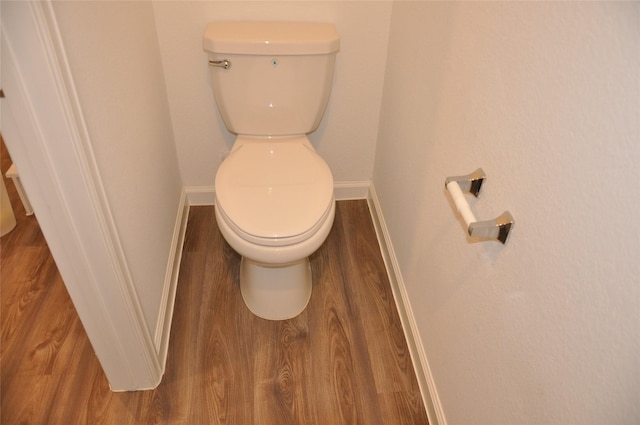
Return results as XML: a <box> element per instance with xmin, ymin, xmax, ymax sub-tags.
<box><xmin>209</xmin><ymin>59</ymin><xmax>231</xmax><ymax>69</ymax></box>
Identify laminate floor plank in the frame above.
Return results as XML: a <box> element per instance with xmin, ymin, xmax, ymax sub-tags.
<box><xmin>2</xmin><ymin>135</ymin><xmax>427</xmax><ymax>424</ymax></box>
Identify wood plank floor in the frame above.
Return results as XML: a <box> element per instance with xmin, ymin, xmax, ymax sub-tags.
<box><xmin>1</xmin><ymin>138</ymin><xmax>427</xmax><ymax>424</ymax></box>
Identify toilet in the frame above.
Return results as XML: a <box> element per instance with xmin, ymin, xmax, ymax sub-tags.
<box><xmin>203</xmin><ymin>22</ymin><xmax>340</xmax><ymax>320</ymax></box>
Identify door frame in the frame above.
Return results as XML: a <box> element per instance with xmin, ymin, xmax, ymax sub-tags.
<box><xmin>1</xmin><ymin>1</ymin><xmax>162</xmax><ymax>391</ymax></box>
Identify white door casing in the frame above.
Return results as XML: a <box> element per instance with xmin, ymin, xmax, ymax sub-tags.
<box><xmin>1</xmin><ymin>1</ymin><xmax>163</xmax><ymax>391</ymax></box>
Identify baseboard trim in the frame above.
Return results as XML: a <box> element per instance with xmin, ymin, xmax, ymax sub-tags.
<box><xmin>154</xmin><ymin>188</ymin><xmax>190</xmax><ymax>367</ymax></box>
<box><xmin>185</xmin><ymin>186</ymin><xmax>215</xmax><ymax>206</ymax></box>
<box><xmin>185</xmin><ymin>181</ymin><xmax>370</xmax><ymax>206</ymax></box>
<box><xmin>367</xmin><ymin>183</ymin><xmax>447</xmax><ymax>425</ymax></box>
<box><xmin>334</xmin><ymin>180</ymin><xmax>370</xmax><ymax>200</ymax></box>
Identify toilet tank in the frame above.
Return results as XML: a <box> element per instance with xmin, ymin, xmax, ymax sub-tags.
<box><xmin>203</xmin><ymin>22</ymin><xmax>340</xmax><ymax>136</ymax></box>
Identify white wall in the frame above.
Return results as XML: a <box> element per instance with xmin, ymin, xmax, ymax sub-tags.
<box><xmin>10</xmin><ymin>0</ymin><xmax>639</xmax><ymax>407</ymax></box>
<box><xmin>151</xmin><ymin>1</ymin><xmax>392</xmax><ymax>189</ymax></box>
<box><xmin>374</xmin><ymin>2</ymin><xmax>639</xmax><ymax>424</ymax></box>
<box><xmin>51</xmin><ymin>1</ymin><xmax>183</xmax><ymax>337</ymax></box>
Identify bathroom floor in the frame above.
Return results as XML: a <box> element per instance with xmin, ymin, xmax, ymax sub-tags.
<box><xmin>166</xmin><ymin>201</ymin><xmax>428</xmax><ymax>424</ymax></box>
<box><xmin>0</xmin><ymin>135</ymin><xmax>427</xmax><ymax>423</ymax></box>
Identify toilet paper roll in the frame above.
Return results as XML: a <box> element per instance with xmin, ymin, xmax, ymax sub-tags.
<box><xmin>446</xmin><ymin>181</ymin><xmax>476</xmax><ymax>229</ymax></box>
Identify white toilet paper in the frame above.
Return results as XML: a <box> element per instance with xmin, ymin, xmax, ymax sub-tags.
<box><xmin>446</xmin><ymin>181</ymin><xmax>476</xmax><ymax>228</ymax></box>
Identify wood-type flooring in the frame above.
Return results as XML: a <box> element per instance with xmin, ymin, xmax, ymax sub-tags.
<box><xmin>1</xmin><ymin>139</ymin><xmax>427</xmax><ymax>424</ymax></box>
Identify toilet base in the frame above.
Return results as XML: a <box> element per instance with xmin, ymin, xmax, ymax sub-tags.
<box><xmin>240</xmin><ymin>257</ymin><xmax>312</xmax><ymax>320</ymax></box>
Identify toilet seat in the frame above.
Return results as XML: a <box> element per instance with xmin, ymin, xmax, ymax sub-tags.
<box><xmin>215</xmin><ymin>136</ymin><xmax>334</xmax><ymax>247</ymax></box>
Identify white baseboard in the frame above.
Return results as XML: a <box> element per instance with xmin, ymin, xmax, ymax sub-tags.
<box><xmin>184</xmin><ymin>181</ymin><xmax>371</xmax><ymax>206</ymax></box>
<box><xmin>334</xmin><ymin>180</ymin><xmax>370</xmax><ymax>200</ymax></box>
<box><xmin>367</xmin><ymin>184</ymin><xmax>447</xmax><ymax>425</ymax></box>
<box><xmin>154</xmin><ymin>188</ymin><xmax>190</xmax><ymax>366</ymax></box>
<box><xmin>185</xmin><ymin>186</ymin><xmax>215</xmax><ymax>206</ymax></box>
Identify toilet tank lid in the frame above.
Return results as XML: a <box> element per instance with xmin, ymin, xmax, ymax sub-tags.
<box><xmin>203</xmin><ymin>21</ymin><xmax>340</xmax><ymax>55</ymax></box>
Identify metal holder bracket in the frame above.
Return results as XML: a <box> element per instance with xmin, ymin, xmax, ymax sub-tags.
<box><xmin>445</xmin><ymin>168</ymin><xmax>486</xmax><ymax>198</ymax></box>
<box><xmin>445</xmin><ymin>168</ymin><xmax>514</xmax><ymax>244</ymax></box>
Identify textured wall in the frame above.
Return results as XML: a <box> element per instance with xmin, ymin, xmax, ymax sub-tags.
<box><xmin>374</xmin><ymin>2</ymin><xmax>639</xmax><ymax>423</ymax></box>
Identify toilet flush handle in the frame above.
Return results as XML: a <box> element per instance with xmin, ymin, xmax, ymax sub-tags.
<box><xmin>209</xmin><ymin>59</ymin><xmax>231</xmax><ymax>69</ymax></box>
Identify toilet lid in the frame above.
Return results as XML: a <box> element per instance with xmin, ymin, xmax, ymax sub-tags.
<box><xmin>215</xmin><ymin>138</ymin><xmax>334</xmax><ymax>245</ymax></box>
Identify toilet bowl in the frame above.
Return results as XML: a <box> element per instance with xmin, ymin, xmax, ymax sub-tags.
<box><xmin>214</xmin><ymin>136</ymin><xmax>335</xmax><ymax>320</ymax></box>
<box><xmin>203</xmin><ymin>22</ymin><xmax>340</xmax><ymax>320</ymax></box>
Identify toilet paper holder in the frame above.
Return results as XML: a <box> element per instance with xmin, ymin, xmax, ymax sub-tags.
<box><xmin>445</xmin><ymin>168</ymin><xmax>514</xmax><ymax>244</ymax></box>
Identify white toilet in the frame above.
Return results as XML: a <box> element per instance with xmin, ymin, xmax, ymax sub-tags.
<box><xmin>203</xmin><ymin>22</ymin><xmax>340</xmax><ymax>320</ymax></box>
